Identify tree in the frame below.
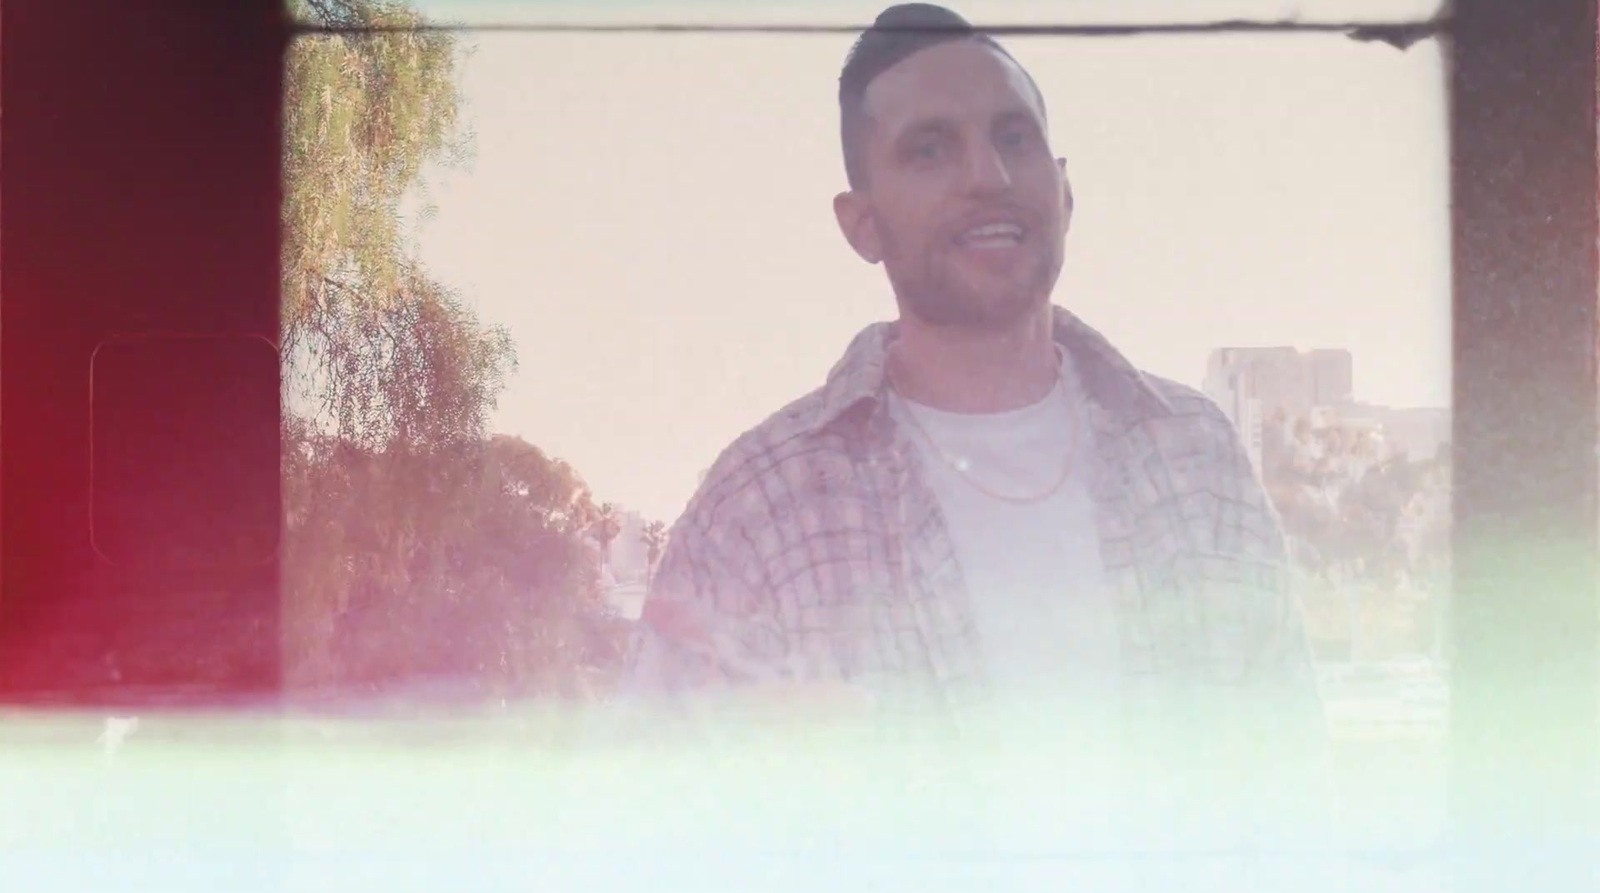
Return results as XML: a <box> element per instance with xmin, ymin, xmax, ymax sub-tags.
<box><xmin>282</xmin><ymin>0</ymin><xmax>486</xmax><ymax>692</ymax></box>
<box><xmin>280</xmin><ymin>0</ymin><xmax>624</xmax><ymax>702</ymax></box>
<box><xmin>1262</xmin><ymin>411</ymin><xmax>1401</xmax><ymax>584</ymax></box>
<box><xmin>282</xmin><ymin>0</ymin><xmax>469</xmax><ymax>347</ymax></box>
<box><xmin>592</xmin><ymin>503</ymin><xmax>622</xmax><ymax>570</ymax></box>
<box><xmin>321</xmin><ymin>435</ymin><xmax>626</xmax><ymax>698</ymax></box>
<box><xmin>1260</xmin><ymin>408</ymin><xmax>1451</xmax><ymax>659</ymax></box>
<box><xmin>282</xmin><ymin>0</ymin><xmax>483</xmax><ymax>447</ymax></box>
<box><xmin>641</xmin><ymin>520</ymin><xmax>669</xmax><ymax>588</ymax></box>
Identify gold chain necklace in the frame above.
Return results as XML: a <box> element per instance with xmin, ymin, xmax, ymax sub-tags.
<box><xmin>889</xmin><ymin>346</ymin><xmax>1081</xmax><ymax>505</ymax></box>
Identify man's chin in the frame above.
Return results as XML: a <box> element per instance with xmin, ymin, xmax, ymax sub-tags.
<box><xmin>905</xmin><ymin>290</ymin><xmax>1045</xmax><ymax>330</ymax></box>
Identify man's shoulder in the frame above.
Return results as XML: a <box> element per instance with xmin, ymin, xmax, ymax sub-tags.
<box><xmin>676</xmin><ymin>386</ymin><xmax>845</xmax><ymax>535</ymax></box>
<box><xmin>1128</xmin><ymin>372</ymin><xmax>1255</xmax><ymax>470</ymax></box>
<box><xmin>1133</xmin><ymin>372</ymin><xmax>1285</xmax><ymax>551</ymax></box>
<box><xmin>1132</xmin><ymin>372</ymin><xmax>1240</xmax><ymax>444</ymax></box>
<box><xmin>1143</xmin><ymin>373</ymin><xmax>1229</xmax><ymax>423</ymax></box>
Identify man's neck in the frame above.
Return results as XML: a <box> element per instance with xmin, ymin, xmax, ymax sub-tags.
<box><xmin>888</xmin><ymin>304</ymin><xmax>1059</xmax><ymax>414</ymax></box>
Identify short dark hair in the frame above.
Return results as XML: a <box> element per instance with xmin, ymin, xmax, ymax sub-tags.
<box><xmin>838</xmin><ymin>3</ymin><xmax>1046</xmax><ymax>190</ymax></box>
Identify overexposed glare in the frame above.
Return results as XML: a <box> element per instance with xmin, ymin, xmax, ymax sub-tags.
<box><xmin>398</xmin><ymin>26</ymin><xmax>1449</xmax><ymax>522</ymax></box>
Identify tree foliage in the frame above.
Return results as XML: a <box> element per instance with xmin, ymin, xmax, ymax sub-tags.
<box><xmin>281</xmin><ymin>0</ymin><xmax>626</xmax><ymax>702</ymax></box>
<box><xmin>1260</xmin><ymin>408</ymin><xmax>1451</xmax><ymax>591</ymax></box>
<box><xmin>1261</xmin><ymin>409</ymin><xmax>1452</xmax><ymax>659</ymax></box>
<box><xmin>285</xmin><ymin>430</ymin><xmax>627</xmax><ymax>697</ymax></box>
<box><xmin>641</xmin><ymin>520</ymin><xmax>668</xmax><ymax>587</ymax></box>
<box><xmin>282</xmin><ymin>0</ymin><xmax>468</xmax><ymax>341</ymax></box>
<box><xmin>592</xmin><ymin>503</ymin><xmax>622</xmax><ymax>568</ymax></box>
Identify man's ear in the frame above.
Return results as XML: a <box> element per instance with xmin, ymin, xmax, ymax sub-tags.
<box><xmin>833</xmin><ymin>190</ymin><xmax>883</xmax><ymax>264</ymax></box>
<box><xmin>1058</xmin><ymin>157</ymin><xmax>1074</xmax><ymax>232</ymax></box>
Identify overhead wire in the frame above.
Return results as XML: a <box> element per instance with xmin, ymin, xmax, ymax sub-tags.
<box><xmin>292</xmin><ymin>17</ymin><xmax>1449</xmax><ymax>51</ymax></box>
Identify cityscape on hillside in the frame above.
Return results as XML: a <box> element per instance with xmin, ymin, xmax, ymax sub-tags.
<box><xmin>1203</xmin><ymin>346</ymin><xmax>1450</xmax><ymax>472</ymax></box>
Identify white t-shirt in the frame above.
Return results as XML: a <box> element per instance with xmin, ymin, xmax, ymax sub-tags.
<box><xmin>887</xmin><ymin>351</ymin><xmax>1126</xmax><ymax>854</ymax></box>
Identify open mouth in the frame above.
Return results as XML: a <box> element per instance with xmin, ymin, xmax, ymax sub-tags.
<box><xmin>952</xmin><ymin>220</ymin><xmax>1026</xmax><ymax>250</ymax></box>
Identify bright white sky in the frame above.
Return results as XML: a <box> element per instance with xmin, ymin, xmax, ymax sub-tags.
<box><xmin>392</xmin><ymin>0</ymin><xmax>1451</xmax><ymax>522</ymax></box>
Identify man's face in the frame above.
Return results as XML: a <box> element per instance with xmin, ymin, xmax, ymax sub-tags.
<box><xmin>836</xmin><ymin>40</ymin><xmax>1071</xmax><ymax>330</ymax></box>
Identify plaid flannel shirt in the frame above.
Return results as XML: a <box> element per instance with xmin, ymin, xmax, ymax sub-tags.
<box><xmin>623</xmin><ymin>306</ymin><xmax>1331</xmax><ymax>843</ymax></box>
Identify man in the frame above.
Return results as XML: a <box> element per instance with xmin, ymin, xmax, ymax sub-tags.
<box><xmin>622</xmin><ymin>1</ymin><xmax>1331</xmax><ymax>863</ymax></box>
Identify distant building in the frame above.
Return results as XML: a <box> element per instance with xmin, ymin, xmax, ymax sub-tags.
<box><xmin>600</xmin><ymin>508</ymin><xmax>653</xmax><ymax>620</ymax></box>
<box><xmin>1307</xmin><ymin>349</ymin><xmax>1356</xmax><ymax>407</ymax></box>
<box><xmin>1205</xmin><ymin>347</ymin><xmax>1353</xmax><ymax>469</ymax></box>
<box><xmin>607</xmin><ymin>508</ymin><xmax>649</xmax><ymax>582</ymax></box>
<box><xmin>1237</xmin><ymin>396</ymin><xmax>1264</xmax><ymax>471</ymax></box>
<box><xmin>1204</xmin><ymin>346</ymin><xmax>1354</xmax><ymax>425</ymax></box>
<box><xmin>602</xmin><ymin>580</ymin><xmax>648</xmax><ymax>622</ymax></box>
<box><xmin>1205</xmin><ymin>346</ymin><xmax>1447</xmax><ymax>466</ymax></box>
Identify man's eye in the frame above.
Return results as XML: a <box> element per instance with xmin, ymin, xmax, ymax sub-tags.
<box><xmin>913</xmin><ymin>141</ymin><xmax>943</xmax><ymax>160</ymax></box>
<box><xmin>998</xmin><ymin>128</ymin><xmax>1030</xmax><ymax>149</ymax></box>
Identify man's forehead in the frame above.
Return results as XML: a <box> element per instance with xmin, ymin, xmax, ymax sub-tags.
<box><xmin>859</xmin><ymin>39</ymin><xmax>1043</xmax><ymax>127</ymax></box>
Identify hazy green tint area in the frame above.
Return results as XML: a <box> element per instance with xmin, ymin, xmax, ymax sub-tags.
<box><xmin>3</xmin><ymin>704</ymin><xmax>1440</xmax><ymax>869</ymax></box>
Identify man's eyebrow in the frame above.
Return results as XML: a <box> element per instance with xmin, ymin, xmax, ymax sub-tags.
<box><xmin>894</xmin><ymin>116</ymin><xmax>958</xmax><ymax>138</ymax></box>
<box><xmin>992</xmin><ymin>107</ymin><xmax>1043</xmax><ymax>128</ymax></box>
<box><xmin>889</xmin><ymin>108</ymin><xmax>1040</xmax><ymax>145</ymax></box>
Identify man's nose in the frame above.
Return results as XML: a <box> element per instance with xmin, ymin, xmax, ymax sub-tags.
<box><xmin>962</xmin><ymin>141</ymin><xmax>1013</xmax><ymax>194</ymax></box>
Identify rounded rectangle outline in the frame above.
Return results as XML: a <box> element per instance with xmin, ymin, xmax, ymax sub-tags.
<box><xmin>87</xmin><ymin>331</ymin><xmax>283</xmax><ymax>570</ymax></box>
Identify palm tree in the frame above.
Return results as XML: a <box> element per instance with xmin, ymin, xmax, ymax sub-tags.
<box><xmin>641</xmin><ymin>520</ymin><xmax>668</xmax><ymax>589</ymax></box>
<box><xmin>592</xmin><ymin>502</ymin><xmax>622</xmax><ymax>571</ymax></box>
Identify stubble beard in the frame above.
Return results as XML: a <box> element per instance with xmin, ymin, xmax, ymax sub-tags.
<box><xmin>892</xmin><ymin>244</ymin><xmax>1059</xmax><ymax>331</ymax></box>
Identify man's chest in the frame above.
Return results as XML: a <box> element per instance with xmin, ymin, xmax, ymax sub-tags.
<box><xmin>915</xmin><ymin>435</ymin><xmax>1121</xmax><ymax>694</ymax></box>
<box><xmin>749</xmin><ymin>422</ymin><xmax>1191</xmax><ymax>693</ymax></box>
<box><xmin>748</xmin><ymin>399</ymin><xmax>1284</xmax><ymax>703</ymax></box>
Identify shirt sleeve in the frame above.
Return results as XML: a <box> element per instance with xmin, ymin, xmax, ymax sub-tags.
<box><xmin>608</xmin><ymin>512</ymin><xmax>793</xmax><ymax>739</ymax></box>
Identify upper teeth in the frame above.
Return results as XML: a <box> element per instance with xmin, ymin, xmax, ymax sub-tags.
<box><xmin>963</xmin><ymin>223</ymin><xmax>1022</xmax><ymax>240</ymax></box>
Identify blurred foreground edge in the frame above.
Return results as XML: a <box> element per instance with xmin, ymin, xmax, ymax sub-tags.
<box><xmin>0</xmin><ymin>1</ymin><xmax>287</xmax><ymax>703</ymax></box>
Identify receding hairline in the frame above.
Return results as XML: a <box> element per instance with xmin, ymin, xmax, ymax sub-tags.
<box><xmin>855</xmin><ymin>38</ymin><xmax>1047</xmax><ymax>124</ymax></box>
<box><xmin>840</xmin><ymin>37</ymin><xmax>1049</xmax><ymax>188</ymax></box>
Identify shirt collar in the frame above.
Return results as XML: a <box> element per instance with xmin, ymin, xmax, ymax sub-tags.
<box><xmin>809</xmin><ymin>305</ymin><xmax>1174</xmax><ymax>437</ymax></box>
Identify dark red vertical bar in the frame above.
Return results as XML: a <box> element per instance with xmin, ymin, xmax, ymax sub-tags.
<box><xmin>0</xmin><ymin>0</ymin><xmax>288</xmax><ymax>704</ymax></box>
